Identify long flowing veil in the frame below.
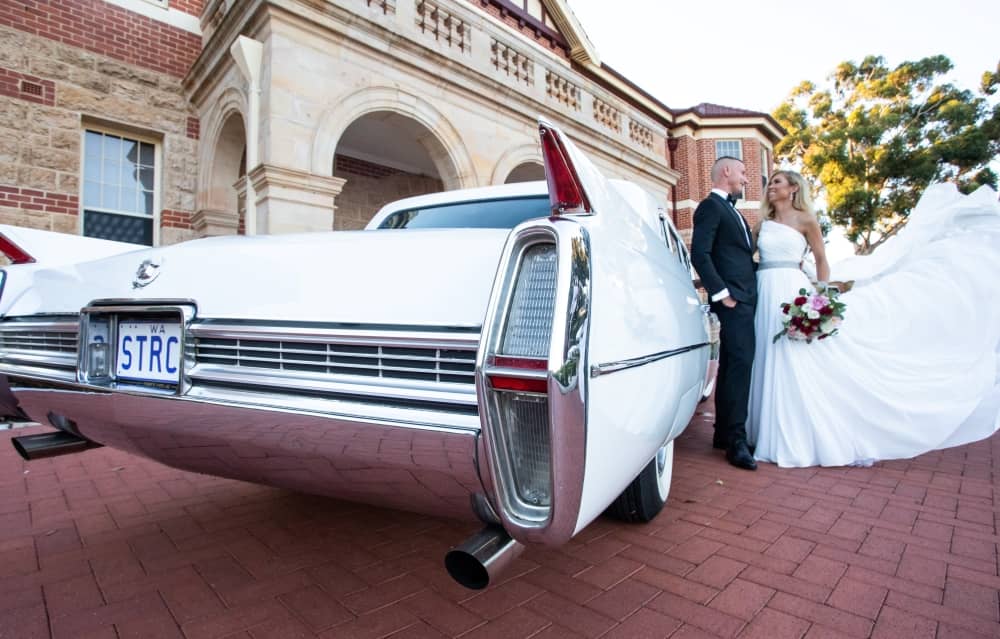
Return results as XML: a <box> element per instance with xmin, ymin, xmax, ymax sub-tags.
<box><xmin>831</xmin><ymin>183</ymin><xmax>1000</xmax><ymax>283</ymax></box>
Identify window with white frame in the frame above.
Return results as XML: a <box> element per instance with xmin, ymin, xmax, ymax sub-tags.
<box><xmin>715</xmin><ymin>139</ymin><xmax>742</xmax><ymax>160</ymax></box>
<box><xmin>82</xmin><ymin>128</ymin><xmax>159</xmax><ymax>246</ymax></box>
<box><xmin>761</xmin><ymin>146</ymin><xmax>770</xmax><ymax>191</ymax></box>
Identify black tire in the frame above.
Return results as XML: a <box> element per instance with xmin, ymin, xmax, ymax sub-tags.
<box><xmin>607</xmin><ymin>441</ymin><xmax>674</xmax><ymax>523</ymax></box>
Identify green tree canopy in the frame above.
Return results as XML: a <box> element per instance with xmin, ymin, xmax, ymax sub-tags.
<box><xmin>773</xmin><ymin>55</ymin><xmax>1000</xmax><ymax>254</ymax></box>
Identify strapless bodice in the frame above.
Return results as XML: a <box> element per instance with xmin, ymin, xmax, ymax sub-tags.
<box><xmin>758</xmin><ymin>220</ymin><xmax>807</xmax><ymax>263</ymax></box>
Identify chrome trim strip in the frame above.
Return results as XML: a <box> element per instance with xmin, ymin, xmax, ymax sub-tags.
<box><xmin>189</xmin><ymin>324</ymin><xmax>479</xmax><ymax>350</ymax></box>
<box><xmin>181</xmin><ymin>385</ymin><xmax>480</xmax><ymax>432</ymax></box>
<box><xmin>590</xmin><ymin>343</ymin><xmax>710</xmax><ymax>378</ymax></box>
<box><xmin>0</xmin><ymin>363</ymin><xmax>78</xmax><ymax>384</ymax></box>
<box><xmin>189</xmin><ymin>364</ymin><xmax>478</xmax><ymax>406</ymax></box>
<box><xmin>0</xmin><ymin>319</ymin><xmax>79</xmax><ymax>333</ymax></box>
<box><xmin>0</xmin><ymin>351</ymin><xmax>78</xmax><ymax>368</ymax></box>
<box><xmin>481</xmin><ymin>366</ymin><xmax>548</xmax><ymax>381</ymax></box>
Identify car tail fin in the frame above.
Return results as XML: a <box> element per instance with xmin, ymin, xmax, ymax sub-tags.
<box><xmin>0</xmin><ymin>224</ymin><xmax>138</xmax><ymax>266</ymax></box>
<box><xmin>0</xmin><ymin>233</ymin><xmax>36</xmax><ymax>264</ymax></box>
<box><xmin>537</xmin><ymin>117</ymin><xmax>611</xmax><ymax>217</ymax></box>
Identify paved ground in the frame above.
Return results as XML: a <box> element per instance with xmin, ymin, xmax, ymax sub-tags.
<box><xmin>1</xmin><ymin>410</ymin><xmax>998</xmax><ymax>639</ymax></box>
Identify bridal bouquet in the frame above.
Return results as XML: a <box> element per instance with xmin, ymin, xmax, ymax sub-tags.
<box><xmin>773</xmin><ymin>285</ymin><xmax>847</xmax><ymax>344</ymax></box>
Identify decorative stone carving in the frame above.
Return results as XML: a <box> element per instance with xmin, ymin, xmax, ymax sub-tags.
<box><xmin>415</xmin><ymin>0</ymin><xmax>469</xmax><ymax>51</ymax></box>
<box><xmin>629</xmin><ymin>119</ymin><xmax>654</xmax><ymax>150</ymax></box>
<box><xmin>593</xmin><ymin>98</ymin><xmax>621</xmax><ymax>133</ymax></box>
<box><xmin>491</xmin><ymin>39</ymin><xmax>533</xmax><ymax>86</ymax></box>
<box><xmin>545</xmin><ymin>70</ymin><xmax>580</xmax><ymax>111</ymax></box>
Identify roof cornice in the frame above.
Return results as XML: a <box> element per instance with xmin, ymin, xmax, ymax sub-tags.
<box><xmin>541</xmin><ymin>0</ymin><xmax>599</xmax><ymax>65</ymax></box>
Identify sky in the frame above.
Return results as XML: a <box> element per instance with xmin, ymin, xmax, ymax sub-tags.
<box><xmin>566</xmin><ymin>0</ymin><xmax>1000</xmax><ymax>114</ymax></box>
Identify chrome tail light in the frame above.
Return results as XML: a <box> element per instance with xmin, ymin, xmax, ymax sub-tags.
<box><xmin>481</xmin><ymin>239</ymin><xmax>557</xmax><ymax>522</ymax></box>
<box><xmin>477</xmin><ymin>119</ymin><xmax>594</xmax><ymax>544</ymax></box>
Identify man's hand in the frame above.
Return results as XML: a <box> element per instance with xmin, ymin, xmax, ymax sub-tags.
<box><xmin>721</xmin><ymin>296</ymin><xmax>737</xmax><ymax>308</ymax></box>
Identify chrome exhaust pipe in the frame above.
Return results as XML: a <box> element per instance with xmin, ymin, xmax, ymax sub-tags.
<box><xmin>12</xmin><ymin>430</ymin><xmax>102</xmax><ymax>461</ymax></box>
<box><xmin>445</xmin><ymin>525</ymin><xmax>525</xmax><ymax>589</ymax></box>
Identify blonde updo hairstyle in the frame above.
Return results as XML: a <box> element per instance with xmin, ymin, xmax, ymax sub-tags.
<box><xmin>762</xmin><ymin>170</ymin><xmax>815</xmax><ymax>220</ymax></box>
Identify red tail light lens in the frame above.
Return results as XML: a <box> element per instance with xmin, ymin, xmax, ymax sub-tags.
<box><xmin>486</xmin><ymin>355</ymin><xmax>548</xmax><ymax>393</ymax></box>
<box><xmin>539</xmin><ymin>124</ymin><xmax>591</xmax><ymax>215</ymax></box>
<box><xmin>0</xmin><ymin>235</ymin><xmax>35</xmax><ymax>264</ymax></box>
<box><xmin>488</xmin><ymin>375</ymin><xmax>548</xmax><ymax>393</ymax></box>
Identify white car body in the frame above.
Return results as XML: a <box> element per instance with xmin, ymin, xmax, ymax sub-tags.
<box><xmin>0</xmin><ymin>119</ymin><xmax>716</xmax><ymax>588</ymax></box>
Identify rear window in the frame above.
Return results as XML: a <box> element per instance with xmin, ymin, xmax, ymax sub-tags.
<box><xmin>377</xmin><ymin>196</ymin><xmax>551</xmax><ymax>229</ymax></box>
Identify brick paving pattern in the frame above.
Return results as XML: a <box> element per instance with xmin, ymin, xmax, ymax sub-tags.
<box><xmin>1</xmin><ymin>408</ymin><xmax>998</xmax><ymax>638</ymax></box>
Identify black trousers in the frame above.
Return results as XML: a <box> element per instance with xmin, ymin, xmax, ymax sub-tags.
<box><xmin>712</xmin><ymin>300</ymin><xmax>755</xmax><ymax>448</ymax></box>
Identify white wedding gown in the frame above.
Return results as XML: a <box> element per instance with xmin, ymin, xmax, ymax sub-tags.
<box><xmin>748</xmin><ymin>183</ymin><xmax>1000</xmax><ymax>467</ymax></box>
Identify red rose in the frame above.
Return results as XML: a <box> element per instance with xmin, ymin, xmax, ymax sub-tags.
<box><xmin>820</xmin><ymin>306</ymin><xmax>833</xmax><ymax>316</ymax></box>
<box><xmin>794</xmin><ymin>296</ymin><xmax>807</xmax><ymax>305</ymax></box>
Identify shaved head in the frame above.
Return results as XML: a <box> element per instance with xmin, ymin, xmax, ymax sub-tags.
<box><xmin>711</xmin><ymin>156</ymin><xmax>748</xmax><ymax>197</ymax></box>
<box><xmin>711</xmin><ymin>156</ymin><xmax>743</xmax><ymax>184</ymax></box>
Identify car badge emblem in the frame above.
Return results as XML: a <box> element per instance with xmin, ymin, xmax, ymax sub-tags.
<box><xmin>132</xmin><ymin>258</ymin><xmax>161</xmax><ymax>289</ymax></box>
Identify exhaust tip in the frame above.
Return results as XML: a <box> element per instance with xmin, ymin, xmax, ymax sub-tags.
<box><xmin>444</xmin><ymin>525</ymin><xmax>525</xmax><ymax>590</ymax></box>
<box><xmin>444</xmin><ymin>549</ymin><xmax>491</xmax><ymax>590</ymax></box>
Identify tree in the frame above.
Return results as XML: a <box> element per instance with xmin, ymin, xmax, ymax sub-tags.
<box><xmin>773</xmin><ymin>55</ymin><xmax>1000</xmax><ymax>254</ymax></box>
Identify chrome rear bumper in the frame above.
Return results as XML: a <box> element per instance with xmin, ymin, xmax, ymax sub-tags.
<box><xmin>11</xmin><ymin>385</ymin><xmax>486</xmax><ymax>521</ymax></box>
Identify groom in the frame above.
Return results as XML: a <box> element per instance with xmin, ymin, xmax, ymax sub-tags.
<box><xmin>690</xmin><ymin>156</ymin><xmax>757</xmax><ymax>471</ymax></box>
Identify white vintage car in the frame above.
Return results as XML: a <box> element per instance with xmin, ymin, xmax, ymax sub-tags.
<box><xmin>0</xmin><ymin>119</ymin><xmax>717</xmax><ymax>589</ymax></box>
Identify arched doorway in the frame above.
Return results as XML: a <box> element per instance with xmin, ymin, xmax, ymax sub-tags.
<box><xmin>332</xmin><ymin>112</ymin><xmax>449</xmax><ymax>230</ymax></box>
<box><xmin>206</xmin><ymin>111</ymin><xmax>247</xmax><ymax>234</ymax></box>
<box><xmin>504</xmin><ymin>162</ymin><xmax>544</xmax><ymax>184</ymax></box>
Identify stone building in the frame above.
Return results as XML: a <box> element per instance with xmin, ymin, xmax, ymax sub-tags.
<box><xmin>0</xmin><ymin>0</ymin><xmax>782</xmax><ymax>248</ymax></box>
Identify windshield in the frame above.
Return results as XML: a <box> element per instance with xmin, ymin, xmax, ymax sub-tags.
<box><xmin>377</xmin><ymin>195</ymin><xmax>551</xmax><ymax>229</ymax></box>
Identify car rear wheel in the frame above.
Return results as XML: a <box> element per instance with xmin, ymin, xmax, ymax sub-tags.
<box><xmin>607</xmin><ymin>440</ymin><xmax>674</xmax><ymax>522</ymax></box>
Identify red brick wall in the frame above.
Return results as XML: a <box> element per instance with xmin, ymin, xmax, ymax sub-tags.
<box><xmin>186</xmin><ymin>116</ymin><xmax>200</xmax><ymax>140</ymax></box>
<box><xmin>171</xmin><ymin>0</ymin><xmax>204</xmax><ymax>16</ymax></box>
<box><xmin>161</xmin><ymin>208</ymin><xmax>193</xmax><ymax>230</ymax></box>
<box><xmin>335</xmin><ymin>155</ymin><xmax>403</xmax><ymax>179</ymax></box>
<box><xmin>0</xmin><ymin>68</ymin><xmax>55</xmax><ymax>106</ymax></box>
<box><xmin>0</xmin><ymin>186</ymin><xmax>78</xmax><ymax>217</ymax></box>
<box><xmin>671</xmin><ymin>136</ymin><xmax>774</xmax><ymax>235</ymax></box>
<box><xmin>0</xmin><ymin>0</ymin><xmax>201</xmax><ymax>78</ymax></box>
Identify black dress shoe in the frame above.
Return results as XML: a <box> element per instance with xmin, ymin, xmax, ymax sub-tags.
<box><xmin>726</xmin><ymin>441</ymin><xmax>757</xmax><ymax>470</ymax></box>
<box><xmin>712</xmin><ymin>435</ymin><xmax>727</xmax><ymax>450</ymax></box>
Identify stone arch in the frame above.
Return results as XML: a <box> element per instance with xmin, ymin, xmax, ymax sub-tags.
<box><xmin>311</xmin><ymin>87</ymin><xmax>477</xmax><ymax>191</ymax></box>
<box><xmin>197</xmin><ymin>86</ymin><xmax>248</xmax><ymax>214</ymax></box>
<box><xmin>491</xmin><ymin>143</ymin><xmax>544</xmax><ymax>185</ymax></box>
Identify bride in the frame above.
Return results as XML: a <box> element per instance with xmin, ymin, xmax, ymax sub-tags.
<box><xmin>747</xmin><ymin>171</ymin><xmax>1000</xmax><ymax>467</ymax></box>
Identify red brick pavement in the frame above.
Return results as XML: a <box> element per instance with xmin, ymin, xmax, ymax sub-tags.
<box><xmin>1</xmin><ymin>409</ymin><xmax>998</xmax><ymax>639</ymax></box>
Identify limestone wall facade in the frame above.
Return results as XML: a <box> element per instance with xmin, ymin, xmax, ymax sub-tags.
<box><xmin>0</xmin><ymin>0</ymin><xmax>202</xmax><ymax>245</ymax></box>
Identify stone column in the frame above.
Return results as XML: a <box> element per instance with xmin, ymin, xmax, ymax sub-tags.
<box><xmin>248</xmin><ymin>164</ymin><xmax>346</xmax><ymax>234</ymax></box>
<box><xmin>191</xmin><ymin>208</ymin><xmax>239</xmax><ymax>236</ymax></box>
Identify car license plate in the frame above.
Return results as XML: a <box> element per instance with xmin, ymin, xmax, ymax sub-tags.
<box><xmin>115</xmin><ymin>320</ymin><xmax>182</xmax><ymax>384</ymax></box>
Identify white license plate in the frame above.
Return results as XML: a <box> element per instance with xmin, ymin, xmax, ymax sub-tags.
<box><xmin>116</xmin><ymin>320</ymin><xmax>182</xmax><ymax>384</ymax></box>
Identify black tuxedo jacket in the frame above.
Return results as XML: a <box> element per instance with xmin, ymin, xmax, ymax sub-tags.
<box><xmin>690</xmin><ymin>192</ymin><xmax>757</xmax><ymax>305</ymax></box>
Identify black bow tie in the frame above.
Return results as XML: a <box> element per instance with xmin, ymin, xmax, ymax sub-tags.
<box><xmin>726</xmin><ymin>194</ymin><xmax>739</xmax><ymax>206</ymax></box>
